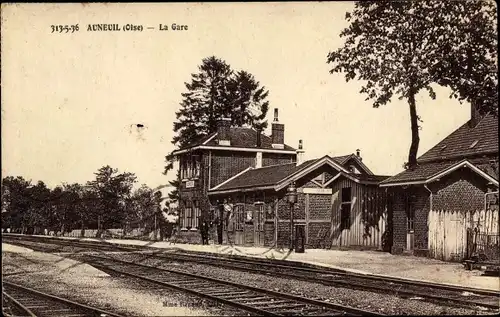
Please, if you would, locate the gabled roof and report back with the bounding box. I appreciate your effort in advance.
[382,113,498,186]
[379,161,458,186]
[418,114,498,163]
[172,127,296,155]
[210,161,315,192]
[380,159,499,187]
[333,153,374,175]
[209,154,388,194]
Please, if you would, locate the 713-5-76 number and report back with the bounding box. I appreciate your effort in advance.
[51,24,79,33]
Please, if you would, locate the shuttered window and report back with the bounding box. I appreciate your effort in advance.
[193,201,200,229]
[340,187,352,230]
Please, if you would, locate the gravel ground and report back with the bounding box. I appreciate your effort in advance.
[104,253,497,316]
[1,245,247,316]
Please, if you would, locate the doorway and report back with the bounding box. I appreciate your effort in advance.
[406,194,415,251]
[253,204,265,246]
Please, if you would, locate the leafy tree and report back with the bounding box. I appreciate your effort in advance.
[87,165,137,235]
[1,176,32,232]
[327,1,497,168]
[432,1,497,116]
[24,181,51,234]
[50,183,87,235]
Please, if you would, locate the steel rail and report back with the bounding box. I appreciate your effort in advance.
[154,251,500,310]
[3,281,125,317]
[83,254,385,316]
[4,234,499,310]
[3,291,37,317]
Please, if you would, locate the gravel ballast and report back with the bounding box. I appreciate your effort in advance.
[2,245,246,316]
[103,252,495,316]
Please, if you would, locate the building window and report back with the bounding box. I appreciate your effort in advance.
[340,187,352,230]
[181,155,201,179]
[234,205,244,231]
[185,201,193,229]
[193,200,200,229]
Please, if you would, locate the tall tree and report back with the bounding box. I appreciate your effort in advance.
[164,56,271,203]
[172,56,234,149]
[228,70,270,131]
[327,1,497,168]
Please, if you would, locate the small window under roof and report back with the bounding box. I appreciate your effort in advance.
[470,140,479,149]
[440,145,447,151]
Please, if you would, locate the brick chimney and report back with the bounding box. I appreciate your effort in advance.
[296,140,305,166]
[256,127,262,148]
[271,108,284,149]
[356,149,362,162]
[469,101,482,128]
[217,118,231,146]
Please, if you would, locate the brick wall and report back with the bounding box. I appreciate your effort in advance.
[431,168,488,212]
[414,189,430,251]
[277,221,291,248]
[308,222,331,248]
[210,150,296,188]
[210,151,256,188]
[309,194,331,220]
[262,153,295,167]
[264,222,275,247]
[390,190,406,254]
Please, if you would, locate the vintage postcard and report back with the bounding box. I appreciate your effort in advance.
[1,2,498,316]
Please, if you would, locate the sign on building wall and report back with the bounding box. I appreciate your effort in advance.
[301,188,333,194]
[186,180,195,188]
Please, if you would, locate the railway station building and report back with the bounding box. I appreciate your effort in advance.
[171,108,391,249]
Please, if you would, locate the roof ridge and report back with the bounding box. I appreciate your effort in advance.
[252,162,297,170]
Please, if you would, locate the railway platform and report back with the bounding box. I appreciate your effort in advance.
[6,234,500,292]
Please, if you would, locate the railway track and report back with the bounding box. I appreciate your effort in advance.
[155,250,500,310]
[2,281,124,317]
[4,234,500,311]
[79,253,383,316]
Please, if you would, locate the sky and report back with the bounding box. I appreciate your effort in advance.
[1,2,471,194]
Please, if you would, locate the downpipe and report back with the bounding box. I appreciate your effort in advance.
[423,184,432,212]
[424,184,432,253]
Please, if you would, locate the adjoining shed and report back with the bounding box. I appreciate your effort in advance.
[381,105,499,262]
[209,154,391,250]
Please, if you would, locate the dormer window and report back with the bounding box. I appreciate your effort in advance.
[469,140,479,149]
[349,165,361,174]
[313,172,325,183]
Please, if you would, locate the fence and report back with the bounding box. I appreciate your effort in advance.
[428,208,499,261]
[467,229,500,263]
[47,228,165,240]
